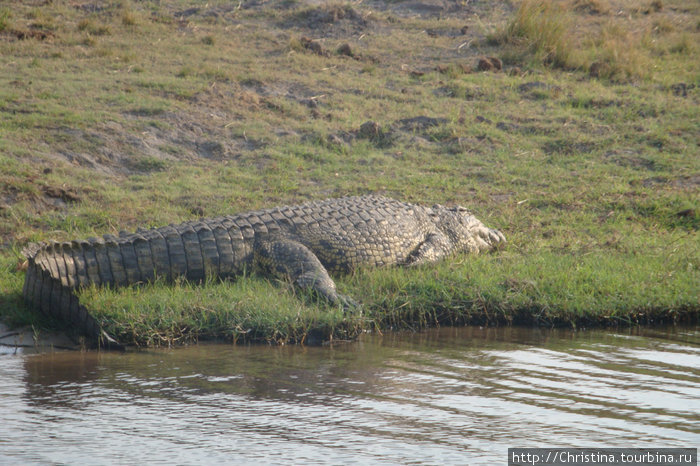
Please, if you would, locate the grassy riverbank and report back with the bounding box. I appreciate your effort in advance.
[1,0,698,345]
[78,249,696,346]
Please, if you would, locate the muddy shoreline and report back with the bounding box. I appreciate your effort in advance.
[0,322,82,353]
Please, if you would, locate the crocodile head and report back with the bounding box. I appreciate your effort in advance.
[431,204,506,254]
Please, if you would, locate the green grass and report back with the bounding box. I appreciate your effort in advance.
[79,276,361,346]
[77,247,696,346]
[0,0,698,346]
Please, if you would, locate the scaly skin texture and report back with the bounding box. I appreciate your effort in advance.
[22,195,505,341]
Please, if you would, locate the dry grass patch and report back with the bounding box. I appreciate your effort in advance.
[490,0,698,82]
[488,0,579,69]
[586,22,653,80]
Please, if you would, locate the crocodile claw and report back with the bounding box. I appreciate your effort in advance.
[472,225,506,252]
[336,293,360,312]
[489,228,506,247]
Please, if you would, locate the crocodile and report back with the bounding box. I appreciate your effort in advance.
[22,195,505,342]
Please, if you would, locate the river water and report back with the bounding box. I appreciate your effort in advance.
[1,326,698,465]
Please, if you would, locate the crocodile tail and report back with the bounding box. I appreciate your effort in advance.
[20,219,239,338]
[21,241,101,339]
[19,233,166,340]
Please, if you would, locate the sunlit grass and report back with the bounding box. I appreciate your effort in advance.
[0,0,697,345]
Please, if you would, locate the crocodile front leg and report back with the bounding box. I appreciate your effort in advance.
[405,231,452,266]
[254,239,357,309]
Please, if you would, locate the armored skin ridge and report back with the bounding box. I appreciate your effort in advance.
[21,195,506,344]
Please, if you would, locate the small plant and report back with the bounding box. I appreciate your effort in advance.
[669,34,692,54]
[77,18,111,35]
[176,66,195,78]
[202,35,215,46]
[652,17,674,35]
[96,46,114,57]
[0,7,11,32]
[83,35,97,47]
[288,36,304,52]
[122,11,138,26]
[361,63,376,74]
[120,1,139,26]
[571,0,610,15]
[129,156,168,172]
[650,0,663,12]
[202,68,229,82]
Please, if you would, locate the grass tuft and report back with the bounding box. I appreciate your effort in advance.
[586,22,652,81]
[489,0,576,69]
[0,7,11,32]
[649,0,664,13]
[77,18,111,36]
[120,1,139,27]
[668,33,692,54]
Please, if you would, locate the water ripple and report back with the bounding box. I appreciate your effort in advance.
[1,326,698,465]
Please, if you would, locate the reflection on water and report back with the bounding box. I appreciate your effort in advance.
[1,326,698,465]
